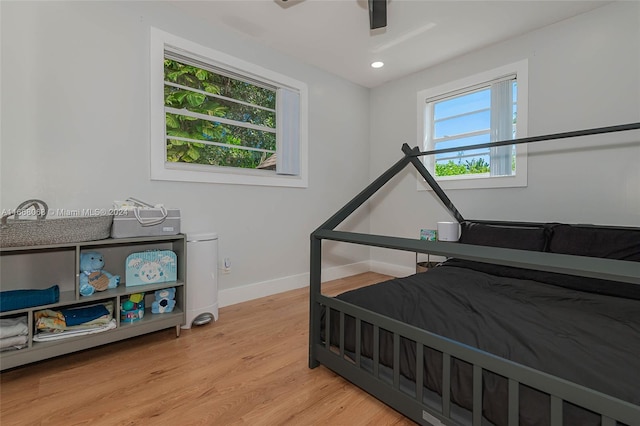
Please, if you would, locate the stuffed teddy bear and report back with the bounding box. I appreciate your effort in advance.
[79,251,120,297]
[151,287,176,314]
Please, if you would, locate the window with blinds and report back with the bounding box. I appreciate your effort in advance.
[428,77,516,177]
[164,53,279,171]
[150,28,308,187]
[418,61,528,189]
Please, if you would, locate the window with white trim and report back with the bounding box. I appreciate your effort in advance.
[150,28,308,187]
[417,61,528,190]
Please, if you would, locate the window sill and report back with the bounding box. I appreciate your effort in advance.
[151,163,308,188]
[417,172,527,191]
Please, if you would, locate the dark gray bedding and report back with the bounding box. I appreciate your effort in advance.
[326,262,640,425]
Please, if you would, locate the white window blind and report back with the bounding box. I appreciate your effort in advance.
[490,78,515,176]
[427,75,517,178]
[416,60,528,190]
[276,88,300,175]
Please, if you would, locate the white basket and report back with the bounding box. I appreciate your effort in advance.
[0,200,112,248]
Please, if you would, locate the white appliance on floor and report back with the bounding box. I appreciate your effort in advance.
[182,232,219,329]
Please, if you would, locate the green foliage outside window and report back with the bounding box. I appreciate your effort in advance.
[435,158,490,176]
[164,59,276,169]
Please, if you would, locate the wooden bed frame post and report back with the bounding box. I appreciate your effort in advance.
[309,234,322,368]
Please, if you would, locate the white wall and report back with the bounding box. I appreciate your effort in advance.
[368,2,640,274]
[3,2,638,300]
[0,1,372,304]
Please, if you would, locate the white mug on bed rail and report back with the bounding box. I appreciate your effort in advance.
[437,222,460,241]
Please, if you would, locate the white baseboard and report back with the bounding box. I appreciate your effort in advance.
[320,261,371,282]
[218,261,371,307]
[369,260,415,278]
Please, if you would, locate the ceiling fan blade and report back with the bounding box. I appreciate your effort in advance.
[368,0,387,30]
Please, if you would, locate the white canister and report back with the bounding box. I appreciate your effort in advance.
[437,222,460,241]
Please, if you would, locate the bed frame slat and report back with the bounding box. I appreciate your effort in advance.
[508,378,519,426]
[416,343,424,403]
[550,395,563,426]
[373,325,380,378]
[339,311,345,358]
[393,333,400,389]
[442,353,451,417]
[324,306,330,350]
[355,318,362,367]
[473,365,483,426]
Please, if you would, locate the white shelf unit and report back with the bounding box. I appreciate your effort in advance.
[0,234,186,371]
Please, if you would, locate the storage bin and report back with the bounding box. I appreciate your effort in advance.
[111,209,180,238]
[120,293,144,323]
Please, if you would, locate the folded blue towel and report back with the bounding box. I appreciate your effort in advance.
[0,285,59,313]
[60,304,109,326]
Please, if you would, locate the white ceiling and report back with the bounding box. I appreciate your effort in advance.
[170,0,611,88]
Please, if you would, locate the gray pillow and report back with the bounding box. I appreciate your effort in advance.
[549,224,640,261]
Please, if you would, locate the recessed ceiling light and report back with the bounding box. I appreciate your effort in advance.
[371,61,384,69]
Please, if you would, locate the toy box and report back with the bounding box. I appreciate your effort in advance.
[125,250,177,287]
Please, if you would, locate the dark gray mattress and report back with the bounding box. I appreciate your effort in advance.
[326,262,640,425]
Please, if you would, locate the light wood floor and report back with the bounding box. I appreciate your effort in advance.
[1,272,416,426]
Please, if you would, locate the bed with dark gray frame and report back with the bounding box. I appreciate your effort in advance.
[308,123,640,426]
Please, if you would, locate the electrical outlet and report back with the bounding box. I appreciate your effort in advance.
[222,257,231,274]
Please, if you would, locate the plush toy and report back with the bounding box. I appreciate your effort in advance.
[79,251,120,297]
[151,287,176,314]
